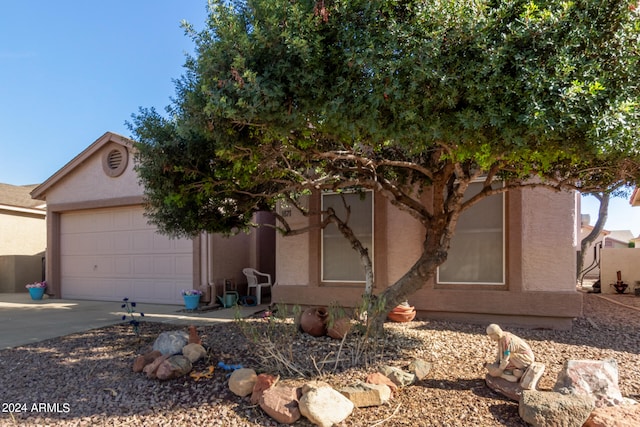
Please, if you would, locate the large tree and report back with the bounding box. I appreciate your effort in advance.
[131,0,640,328]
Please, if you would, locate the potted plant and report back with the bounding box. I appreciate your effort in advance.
[181,289,203,310]
[26,281,47,300]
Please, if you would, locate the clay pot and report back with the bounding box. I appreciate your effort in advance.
[327,317,352,339]
[300,307,329,337]
[387,304,416,322]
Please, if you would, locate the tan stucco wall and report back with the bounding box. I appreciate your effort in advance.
[599,247,640,294]
[43,143,143,204]
[275,197,312,286]
[0,210,46,256]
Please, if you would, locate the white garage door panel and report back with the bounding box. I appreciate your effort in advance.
[60,206,193,304]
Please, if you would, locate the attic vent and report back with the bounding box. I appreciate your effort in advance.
[102,144,128,177]
[107,150,123,170]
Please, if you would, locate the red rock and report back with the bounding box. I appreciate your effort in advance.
[259,385,302,424]
[366,372,398,394]
[133,350,162,373]
[143,354,169,379]
[583,404,640,427]
[251,373,279,404]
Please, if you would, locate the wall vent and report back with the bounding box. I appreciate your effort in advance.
[102,144,128,177]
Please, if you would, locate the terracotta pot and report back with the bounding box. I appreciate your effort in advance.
[327,317,352,339]
[387,305,416,322]
[300,307,329,337]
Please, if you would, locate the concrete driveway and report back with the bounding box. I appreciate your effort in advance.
[0,293,267,349]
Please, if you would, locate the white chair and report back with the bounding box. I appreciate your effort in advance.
[242,268,272,305]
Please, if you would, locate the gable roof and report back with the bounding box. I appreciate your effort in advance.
[30,131,134,201]
[0,183,46,213]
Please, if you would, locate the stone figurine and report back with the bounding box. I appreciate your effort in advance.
[485,324,535,383]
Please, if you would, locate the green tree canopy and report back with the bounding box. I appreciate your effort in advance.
[131,0,640,322]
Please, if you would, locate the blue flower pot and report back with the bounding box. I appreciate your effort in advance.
[183,295,200,310]
[28,287,45,300]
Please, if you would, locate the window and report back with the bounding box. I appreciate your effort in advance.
[437,182,505,285]
[321,191,373,282]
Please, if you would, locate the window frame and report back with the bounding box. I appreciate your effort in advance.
[320,190,374,284]
[436,181,506,287]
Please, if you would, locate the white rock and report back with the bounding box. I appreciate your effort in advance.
[299,385,354,427]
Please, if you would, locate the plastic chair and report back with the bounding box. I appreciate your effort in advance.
[242,268,272,305]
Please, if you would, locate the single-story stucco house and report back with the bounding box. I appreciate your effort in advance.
[32,131,583,328]
[0,183,46,292]
[31,132,274,305]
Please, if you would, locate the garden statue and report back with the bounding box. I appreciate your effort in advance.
[485,324,535,383]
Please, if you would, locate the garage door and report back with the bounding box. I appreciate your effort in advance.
[60,206,193,304]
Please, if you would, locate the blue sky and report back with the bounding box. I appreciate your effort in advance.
[1,1,638,235]
[0,1,208,185]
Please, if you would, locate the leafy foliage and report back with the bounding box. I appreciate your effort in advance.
[130,0,640,320]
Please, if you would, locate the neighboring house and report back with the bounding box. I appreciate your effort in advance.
[579,218,634,281]
[31,132,273,305]
[273,184,583,329]
[0,183,46,292]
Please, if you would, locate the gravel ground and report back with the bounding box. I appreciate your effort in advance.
[0,292,639,427]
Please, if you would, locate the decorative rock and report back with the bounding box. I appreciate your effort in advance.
[485,374,524,402]
[519,390,594,427]
[188,325,202,345]
[340,382,391,407]
[583,403,640,427]
[326,317,352,340]
[299,385,354,427]
[251,373,279,404]
[366,372,398,393]
[152,330,189,356]
[156,355,193,380]
[182,343,207,363]
[520,362,546,390]
[259,385,302,424]
[228,368,258,397]
[554,359,624,407]
[379,365,416,387]
[408,359,432,381]
[133,350,162,373]
[143,354,170,379]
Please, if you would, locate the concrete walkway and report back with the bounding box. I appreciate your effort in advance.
[0,293,268,349]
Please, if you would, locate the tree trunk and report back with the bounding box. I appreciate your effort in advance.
[577,193,609,283]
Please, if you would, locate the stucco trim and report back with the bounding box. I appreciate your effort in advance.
[31,132,135,200]
[46,196,144,213]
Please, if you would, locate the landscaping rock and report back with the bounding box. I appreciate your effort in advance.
[521,362,546,390]
[143,354,170,379]
[133,350,162,373]
[366,372,398,393]
[259,385,302,424]
[485,374,524,402]
[182,343,207,363]
[156,355,192,380]
[340,381,391,407]
[152,330,189,356]
[228,368,258,397]
[583,403,640,427]
[299,385,354,427]
[379,365,416,387]
[519,389,594,427]
[554,359,624,407]
[408,359,432,381]
[251,373,279,404]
